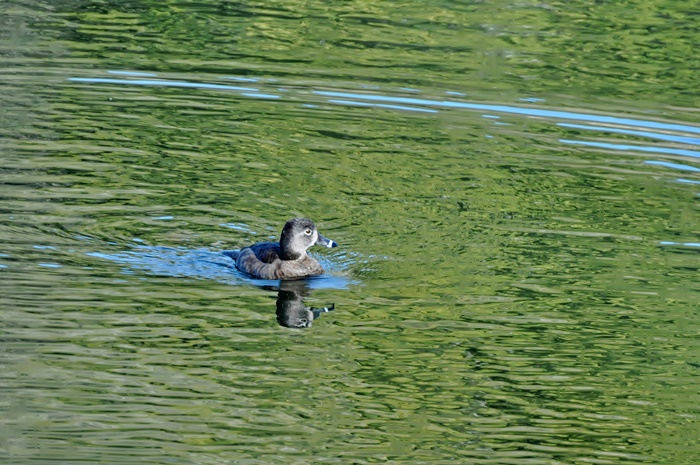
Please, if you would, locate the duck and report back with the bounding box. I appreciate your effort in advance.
[223,218,338,280]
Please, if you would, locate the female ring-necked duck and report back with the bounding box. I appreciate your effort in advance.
[223,218,338,280]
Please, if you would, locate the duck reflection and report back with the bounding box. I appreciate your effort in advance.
[270,280,335,328]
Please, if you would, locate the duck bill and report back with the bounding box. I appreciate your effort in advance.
[316,233,338,248]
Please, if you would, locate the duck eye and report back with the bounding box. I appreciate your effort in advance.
[304,229,313,236]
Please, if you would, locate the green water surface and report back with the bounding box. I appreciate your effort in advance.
[1,1,699,464]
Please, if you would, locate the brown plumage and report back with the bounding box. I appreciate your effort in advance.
[224,218,337,280]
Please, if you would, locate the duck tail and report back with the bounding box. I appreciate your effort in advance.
[222,250,240,261]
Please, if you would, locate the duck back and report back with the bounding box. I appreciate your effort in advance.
[233,242,323,280]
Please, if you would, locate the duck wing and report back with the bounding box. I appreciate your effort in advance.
[247,242,283,264]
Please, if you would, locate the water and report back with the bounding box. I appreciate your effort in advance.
[2,1,700,463]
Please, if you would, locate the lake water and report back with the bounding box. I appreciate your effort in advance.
[2,1,699,463]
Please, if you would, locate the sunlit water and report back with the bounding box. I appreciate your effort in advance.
[2,1,700,464]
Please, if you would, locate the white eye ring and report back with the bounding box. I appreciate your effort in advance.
[304,228,313,236]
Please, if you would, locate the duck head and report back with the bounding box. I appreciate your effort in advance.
[279,218,337,260]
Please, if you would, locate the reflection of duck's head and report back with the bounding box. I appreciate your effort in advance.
[276,289,334,328]
[224,218,338,280]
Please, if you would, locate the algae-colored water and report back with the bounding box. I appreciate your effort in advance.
[2,1,699,463]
